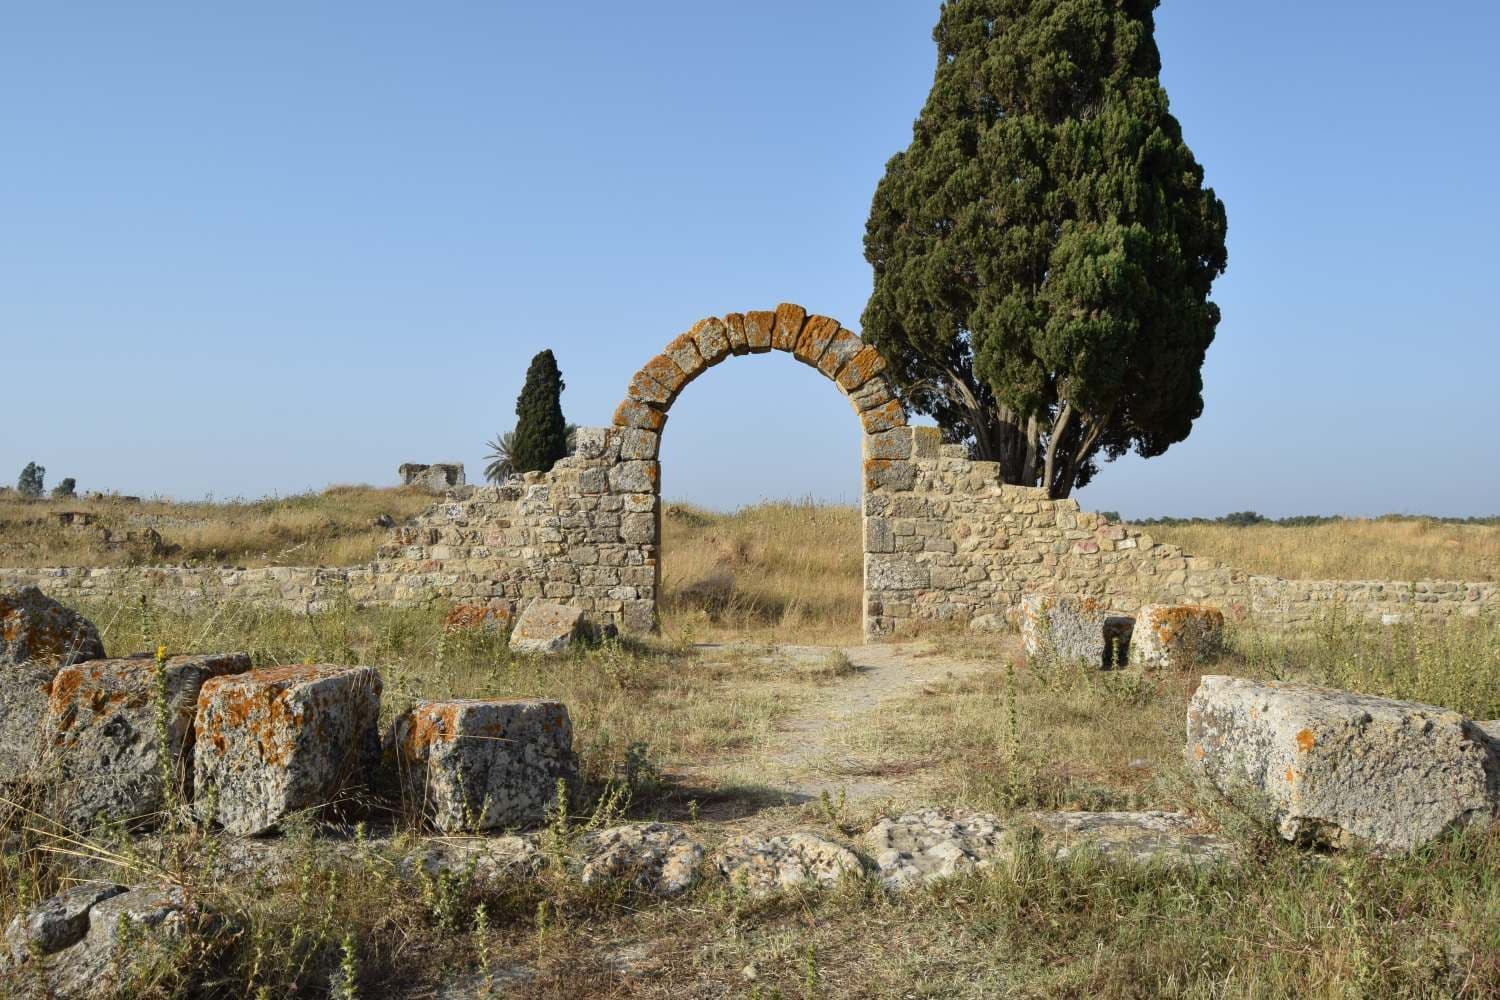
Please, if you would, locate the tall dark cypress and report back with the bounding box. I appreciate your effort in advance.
[863,0,1228,498]
[510,350,569,474]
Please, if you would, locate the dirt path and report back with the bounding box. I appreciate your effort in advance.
[684,640,1009,808]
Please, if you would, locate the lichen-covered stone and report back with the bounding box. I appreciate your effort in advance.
[689,317,731,366]
[398,836,544,890]
[836,345,888,392]
[194,664,382,836]
[817,328,865,379]
[792,314,840,366]
[772,303,807,352]
[509,602,587,654]
[1021,595,1134,668]
[860,398,906,434]
[391,699,574,832]
[743,310,776,352]
[3,884,126,968]
[45,653,251,829]
[1187,675,1498,853]
[0,663,56,785]
[1130,605,1225,670]
[626,370,674,408]
[579,823,704,897]
[1026,811,1235,867]
[608,460,659,495]
[443,605,512,634]
[723,313,750,355]
[0,587,104,668]
[713,832,862,896]
[612,399,667,431]
[864,810,1007,887]
[664,331,705,378]
[35,886,203,999]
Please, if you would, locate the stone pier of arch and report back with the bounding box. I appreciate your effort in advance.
[4,304,1497,637]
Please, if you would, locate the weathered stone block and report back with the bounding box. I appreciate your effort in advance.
[194,664,382,836]
[771,302,807,352]
[864,459,917,493]
[743,310,776,352]
[626,370,674,407]
[1187,676,1498,853]
[620,512,655,544]
[860,398,906,434]
[792,314,840,366]
[0,587,104,668]
[817,328,865,379]
[443,605,513,634]
[45,652,251,828]
[864,810,1006,888]
[867,555,929,591]
[689,317,731,366]
[579,823,704,897]
[1020,595,1134,668]
[617,428,660,461]
[846,375,893,413]
[664,331,705,378]
[390,698,574,832]
[570,426,612,460]
[836,346,888,391]
[612,399,666,431]
[641,353,690,396]
[714,832,862,896]
[509,601,588,654]
[1130,605,1225,670]
[863,428,912,461]
[3,884,126,967]
[1,662,56,785]
[723,313,750,354]
[608,460,660,495]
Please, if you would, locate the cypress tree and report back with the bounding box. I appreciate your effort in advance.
[863,0,1228,498]
[510,350,569,474]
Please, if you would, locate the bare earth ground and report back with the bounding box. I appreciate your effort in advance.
[679,641,1009,808]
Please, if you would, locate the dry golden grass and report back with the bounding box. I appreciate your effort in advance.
[658,500,863,644]
[1144,517,1500,581]
[0,486,432,569]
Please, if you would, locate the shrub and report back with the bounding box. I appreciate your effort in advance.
[17,461,44,499]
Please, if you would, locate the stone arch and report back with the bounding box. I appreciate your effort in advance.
[610,304,907,637]
[611,303,906,437]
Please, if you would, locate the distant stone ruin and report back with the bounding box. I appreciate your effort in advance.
[399,462,466,493]
[0,304,1495,637]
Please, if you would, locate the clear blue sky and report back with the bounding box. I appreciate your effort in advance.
[4,2,1497,518]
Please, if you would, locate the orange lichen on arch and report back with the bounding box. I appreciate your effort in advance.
[1295,729,1317,752]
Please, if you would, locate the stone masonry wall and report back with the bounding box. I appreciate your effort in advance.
[2,304,1496,637]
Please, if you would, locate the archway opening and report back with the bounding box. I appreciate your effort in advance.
[610,306,906,643]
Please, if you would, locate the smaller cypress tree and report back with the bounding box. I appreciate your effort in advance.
[17,462,45,499]
[510,350,568,474]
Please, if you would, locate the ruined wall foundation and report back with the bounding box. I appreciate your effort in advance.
[3,305,1495,636]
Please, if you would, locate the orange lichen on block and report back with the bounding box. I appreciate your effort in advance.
[772,303,807,352]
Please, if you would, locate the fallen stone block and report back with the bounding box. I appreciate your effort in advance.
[443,605,514,634]
[390,698,575,832]
[36,886,207,999]
[1130,605,1226,670]
[3,883,127,968]
[864,809,1007,887]
[194,664,382,835]
[713,832,863,896]
[44,653,251,829]
[1187,675,1497,853]
[0,587,104,668]
[578,823,705,897]
[1020,594,1134,667]
[509,602,589,654]
[399,836,544,890]
[1025,810,1236,868]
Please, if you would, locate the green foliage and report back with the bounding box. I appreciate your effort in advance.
[863,0,1228,498]
[17,461,44,499]
[509,351,569,475]
[50,477,76,499]
[485,423,577,484]
[482,430,516,483]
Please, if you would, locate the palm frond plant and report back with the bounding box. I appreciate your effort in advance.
[483,431,516,484]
